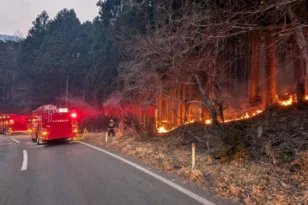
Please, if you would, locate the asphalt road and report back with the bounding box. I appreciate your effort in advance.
[0,134,241,205]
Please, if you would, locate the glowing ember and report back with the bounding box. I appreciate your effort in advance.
[205,119,212,125]
[224,109,263,123]
[157,127,168,133]
[244,113,249,118]
[280,97,293,106]
[252,109,263,116]
[184,119,196,124]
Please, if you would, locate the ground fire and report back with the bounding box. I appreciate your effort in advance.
[156,93,308,133]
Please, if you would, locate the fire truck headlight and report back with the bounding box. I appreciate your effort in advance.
[71,113,77,118]
[42,131,48,136]
[73,129,78,133]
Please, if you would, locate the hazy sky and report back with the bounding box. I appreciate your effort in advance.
[0,0,99,36]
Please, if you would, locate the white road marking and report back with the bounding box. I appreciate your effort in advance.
[30,145,44,149]
[78,141,215,205]
[21,150,28,171]
[0,143,14,146]
[10,138,20,143]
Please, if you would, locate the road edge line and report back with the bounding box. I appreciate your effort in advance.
[11,138,20,143]
[21,150,28,171]
[78,141,215,205]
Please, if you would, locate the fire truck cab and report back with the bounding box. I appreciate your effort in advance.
[31,105,78,145]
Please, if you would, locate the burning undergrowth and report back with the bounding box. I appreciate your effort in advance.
[163,103,308,164]
[85,103,308,204]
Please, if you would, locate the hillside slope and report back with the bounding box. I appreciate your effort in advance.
[86,104,308,204]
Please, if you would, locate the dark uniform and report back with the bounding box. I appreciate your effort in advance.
[107,120,116,137]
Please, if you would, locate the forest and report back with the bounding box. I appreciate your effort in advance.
[0,0,308,133]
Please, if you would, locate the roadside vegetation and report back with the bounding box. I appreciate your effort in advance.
[86,104,308,205]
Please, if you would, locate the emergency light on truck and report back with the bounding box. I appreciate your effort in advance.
[58,108,68,113]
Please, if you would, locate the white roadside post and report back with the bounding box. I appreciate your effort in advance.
[192,143,196,170]
[105,132,108,143]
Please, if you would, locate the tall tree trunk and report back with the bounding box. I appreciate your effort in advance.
[5,86,9,101]
[249,32,261,105]
[288,9,308,75]
[142,108,146,130]
[234,41,238,82]
[202,106,206,122]
[294,58,306,103]
[170,89,174,125]
[177,83,183,125]
[186,80,192,121]
[165,90,169,122]
[194,74,218,126]
[173,83,178,127]
[227,44,233,93]
[183,83,188,122]
[82,78,86,101]
[264,32,278,107]
[8,83,12,101]
[157,90,162,127]
[147,108,155,135]
[244,33,250,94]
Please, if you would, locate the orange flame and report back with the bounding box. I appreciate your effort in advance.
[223,109,263,123]
[157,92,308,134]
[280,97,293,106]
[184,119,196,125]
[245,113,249,118]
[157,127,169,133]
[252,109,263,116]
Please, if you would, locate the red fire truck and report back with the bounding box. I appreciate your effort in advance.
[0,114,29,134]
[31,105,78,145]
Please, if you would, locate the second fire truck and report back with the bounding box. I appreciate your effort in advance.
[31,105,78,145]
[0,114,29,134]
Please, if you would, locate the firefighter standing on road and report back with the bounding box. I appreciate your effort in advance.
[107,119,116,137]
